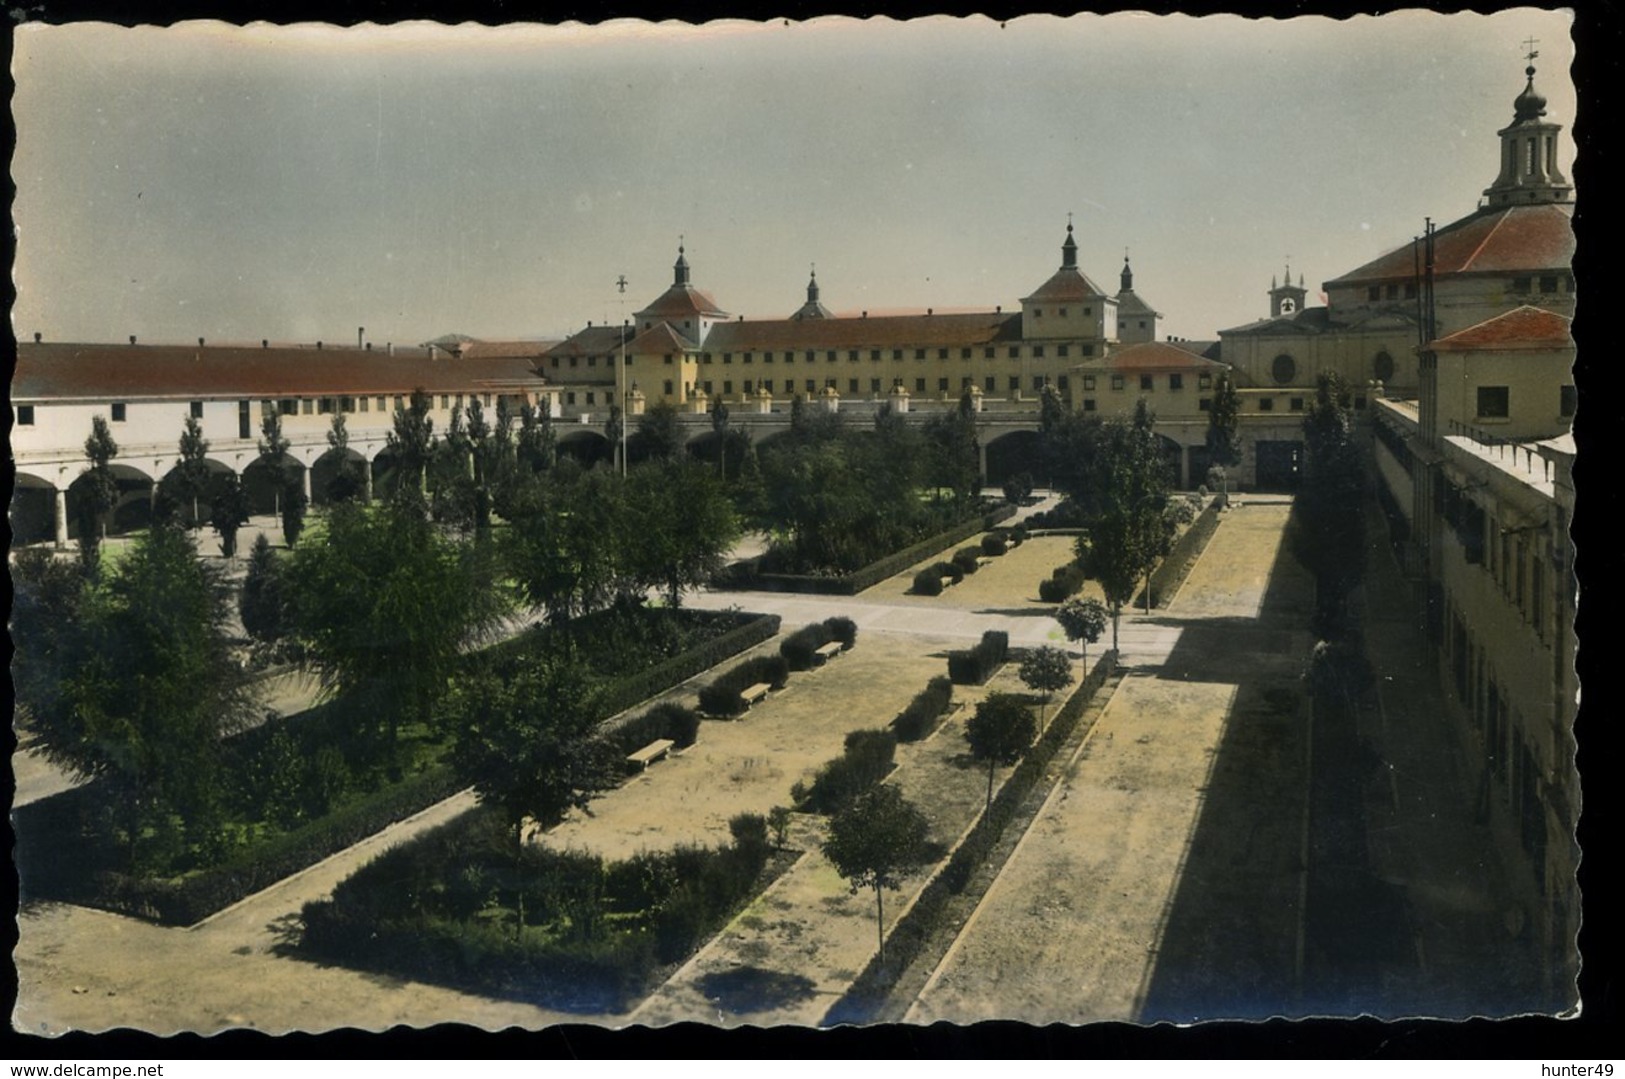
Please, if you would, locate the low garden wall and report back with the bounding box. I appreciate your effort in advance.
[1136,500,1222,609]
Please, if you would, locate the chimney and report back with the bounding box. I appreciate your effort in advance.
[34,332,42,344]
[927,308,933,316]
[199,337,206,347]
[358,326,365,350]
[996,305,1002,314]
[387,342,394,356]
[317,340,323,350]
[862,311,868,319]
[262,339,268,349]
[130,335,137,346]
[365,342,372,351]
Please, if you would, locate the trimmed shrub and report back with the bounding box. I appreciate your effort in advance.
[607,702,702,759]
[1038,563,1088,603]
[892,676,955,742]
[912,568,944,596]
[938,560,965,584]
[698,653,792,717]
[947,629,1009,686]
[796,728,898,815]
[1010,524,1028,546]
[824,616,858,650]
[780,621,835,671]
[952,547,982,575]
[981,533,1009,557]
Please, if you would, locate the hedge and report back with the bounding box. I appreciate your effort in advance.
[719,505,1017,596]
[951,548,982,575]
[593,612,782,719]
[825,649,1121,1025]
[892,676,956,742]
[1134,500,1222,610]
[947,629,1009,685]
[605,702,703,762]
[698,653,793,717]
[980,534,1009,557]
[1038,563,1088,603]
[780,617,859,671]
[912,568,944,596]
[793,728,898,815]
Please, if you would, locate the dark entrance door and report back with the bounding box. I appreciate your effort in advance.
[1255,440,1304,490]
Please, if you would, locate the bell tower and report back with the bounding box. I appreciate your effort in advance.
[1483,44,1572,208]
[1269,264,1308,318]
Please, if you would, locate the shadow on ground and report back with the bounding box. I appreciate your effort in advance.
[696,966,819,1014]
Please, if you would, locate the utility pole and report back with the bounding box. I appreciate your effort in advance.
[617,274,629,477]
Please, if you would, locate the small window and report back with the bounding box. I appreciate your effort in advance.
[1385,284,1398,300]
[1033,376,1046,391]
[703,381,714,395]
[1084,376,1096,391]
[723,353,733,364]
[938,377,949,391]
[663,380,674,395]
[1059,308,1068,318]
[763,352,773,363]
[1083,399,1097,412]
[17,405,36,426]
[1169,374,1183,391]
[961,348,972,359]
[111,402,127,422]
[1057,375,1070,391]
[805,379,816,393]
[1008,376,1020,391]
[665,354,674,365]
[805,351,815,363]
[570,357,579,368]
[1259,398,1274,411]
[1082,345,1094,357]
[1199,398,1212,412]
[586,391,596,405]
[1477,386,1510,419]
[1367,285,1381,302]
[588,357,597,368]
[961,376,974,390]
[1512,276,1532,293]
[1111,375,1125,391]
[849,378,860,393]
[984,347,996,359]
[871,378,882,393]
[1084,307,1092,316]
[870,350,881,361]
[1199,373,1213,390]
[566,391,577,405]
[1404,283,1418,300]
[1560,384,1577,417]
[915,349,926,360]
[1008,347,1021,359]
[827,351,838,363]
[550,357,560,368]
[341,396,356,413]
[376,397,387,412]
[1540,275,1559,294]
[985,376,996,392]
[849,351,859,362]
[916,378,927,392]
[1058,345,1070,358]
[394,396,404,410]
[892,349,903,361]
[742,380,753,395]
[1034,308,1043,318]
[360,397,370,413]
[1140,374,1154,391]
[723,381,734,394]
[1289,397,1305,411]
[189,400,204,419]
[763,380,774,394]
[1033,346,1045,359]
[302,399,315,415]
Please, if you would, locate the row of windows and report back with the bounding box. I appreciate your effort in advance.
[1366,282,1421,302]
[1080,372,1212,393]
[550,344,1100,368]
[692,374,1071,398]
[1509,273,1574,295]
[1030,306,1091,318]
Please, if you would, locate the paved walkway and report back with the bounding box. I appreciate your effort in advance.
[907,502,1314,1024]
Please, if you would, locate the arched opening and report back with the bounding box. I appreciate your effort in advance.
[242,454,305,517]
[1154,434,1184,489]
[311,447,369,506]
[686,428,753,481]
[157,458,238,529]
[557,430,612,468]
[984,430,1044,488]
[66,464,156,540]
[10,473,57,547]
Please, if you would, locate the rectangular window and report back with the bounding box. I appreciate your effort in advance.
[849,351,859,362]
[1404,283,1418,299]
[806,351,816,363]
[872,378,882,393]
[566,391,576,405]
[985,376,996,392]
[763,352,773,363]
[455,394,464,408]
[827,351,838,363]
[723,353,733,364]
[1259,397,1274,411]
[394,395,404,410]
[1033,376,1045,391]
[302,399,315,415]
[111,402,127,422]
[1560,384,1577,417]
[703,381,713,395]
[1367,285,1381,301]
[1082,345,1094,357]
[550,357,560,368]
[1199,398,1212,411]
[916,378,927,392]
[1199,373,1213,390]
[376,396,387,412]
[1033,345,1046,359]
[1539,275,1559,294]
[723,381,734,394]
[937,377,949,391]
[570,357,579,368]
[1083,399,1097,412]
[849,378,859,393]
[763,380,774,394]
[238,400,251,439]
[663,380,674,396]
[1057,375,1070,391]
[189,400,204,419]
[1083,376,1096,391]
[961,376,973,390]
[586,391,596,405]
[1477,386,1511,419]
[742,380,753,395]
[588,357,597,368]
[1140,374,1154,391]
[1512,276,1532,293]
[1169,374,1183,391]
[341,396,355,413]
[984,347,996,359]
[1385,284,1398,300]
[1034,308,1043,318]
[1008,376,1020,391]
[665,354,675,365]
[360,397,370,413]
[961,348,972,359]
[1289,397,1305,411]
[937,348,949,360]
[1009,347,1021,359]
[915,348,926,360]
[1057,345,1070,358]
[871,350,882,361]
[1111,375,1124,391]
[805,379,816,393]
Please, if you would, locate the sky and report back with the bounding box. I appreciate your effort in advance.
[12,10,1579,348]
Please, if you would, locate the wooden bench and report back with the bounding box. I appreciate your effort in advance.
[814,641,844,664]
[740,682,772,708]
[626,738,676,771]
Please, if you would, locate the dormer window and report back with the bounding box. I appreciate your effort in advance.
[1059,309,1067,317]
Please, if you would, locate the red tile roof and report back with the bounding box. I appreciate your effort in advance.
[546,325,635,357]
[455,339,560,360]
[627,322,696,354]
[1429,305,1572,352]
[1076,341,1229,373]
[1327,203,1574,287]
[13,343,544,401]
[700,312,1022,351]
[636,283,729,320]
[1021,267,1108,304]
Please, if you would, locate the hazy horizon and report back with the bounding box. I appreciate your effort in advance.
[13,10,1578,349]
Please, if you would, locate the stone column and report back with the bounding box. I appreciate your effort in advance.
[302,463,313,502]
[364,458,374,503]
[979,441,989,484]
[53,486,68,549]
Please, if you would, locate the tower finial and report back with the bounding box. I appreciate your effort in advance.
[1060,216,1078,269]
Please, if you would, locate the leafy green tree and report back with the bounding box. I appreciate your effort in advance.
[281,481,308,547]
[77,415,121,577]
[324,414,367,505]
[1074,401,1172,648]
[444,658,619,857]
[256,409,293,516]
[1295,373,1368,636]
[174,413,213,528]
[626,459,741,606]
[240,532,289,645]
[1055,596,1109,673]
[386,388,437,503]
[965,692,1037,809]
[1003,471,1035,506]
[284,500,504,758]
[1204,370,1241,498]
[710,397,732,479]
[635,399,685,463]
[922,404,981,507]
[209,474,252,557]
[19,523,257,869]
[517,401,558,475]
[1018,645,1074,731]
[822,785,931,965]
[11,549,90,735]
[503,468,635,622]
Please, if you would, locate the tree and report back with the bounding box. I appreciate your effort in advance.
[605,402,624,472]
[18,522,257,869]
[517,401,557,475]
[625,459,741,606]
[386,388,437,503]
[209,474,252,557]
[174,413,213,528]
[1205,370,1241,499]
[710,396,731,479]
[966,692,1037,808]
[324,413,367,505]
[77,416,121,577]
[922,405,981,507]
[1074,401,1172,648]
[256,409,293,516]
[283,500,505,759]
[1018,645,1074,731]
[1296,373,1368,636]
[1055,596,1108,674]
[281,481,308,547]
[1003,472,1034,506]
[240,532,289,645]
[635,399,685,463]
[11,548,90,735]
[444,658,619,858]
[822,785,931,966]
